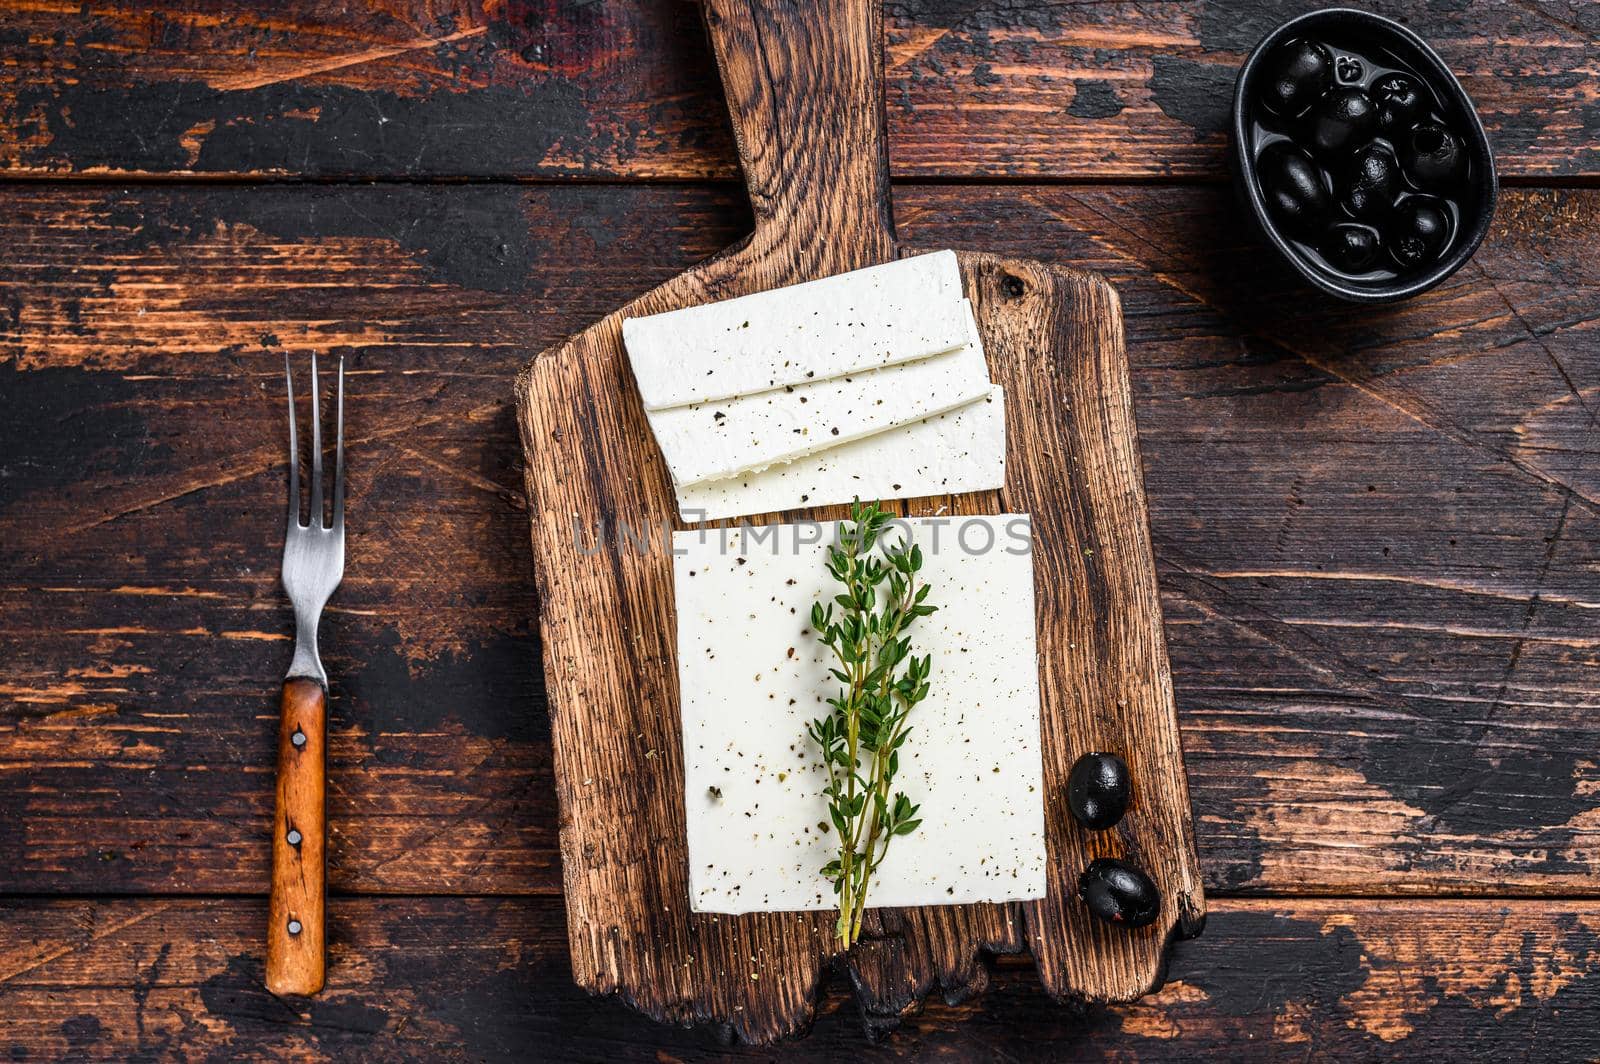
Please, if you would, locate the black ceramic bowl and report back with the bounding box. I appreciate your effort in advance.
[1233,8,1496,303]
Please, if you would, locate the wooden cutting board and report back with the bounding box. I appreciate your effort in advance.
[513,0,1203,1043]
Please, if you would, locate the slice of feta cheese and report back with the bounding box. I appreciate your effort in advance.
[647,331,990,487]
[673,515,1045,915]
[676,387,1006,521]
[624,250,969,410]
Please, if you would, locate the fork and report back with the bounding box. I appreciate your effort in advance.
[267,352,345,996]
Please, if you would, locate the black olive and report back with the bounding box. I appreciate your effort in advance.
[1372,73,1427,134]
[1067,752,1131,830]
[1078,858,1161,928]
[1258,39,1333,119]
[1403,122,1465,188]
[1310,88,1377,157]
[1257,143,1330,235]
[1341,142,1400,221]
[1322,223,1382,272]
[1388,197,1452,269]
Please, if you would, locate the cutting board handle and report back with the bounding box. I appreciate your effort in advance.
[703,0,895,274]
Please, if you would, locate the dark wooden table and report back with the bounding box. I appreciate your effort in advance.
[2,2,1597,1059]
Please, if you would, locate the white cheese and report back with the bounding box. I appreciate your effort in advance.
[676,387,1006,521]
[646,332,990,487]
[624,250,969,410]
[673,516,1045,914]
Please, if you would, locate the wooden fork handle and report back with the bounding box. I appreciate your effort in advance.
[266,676,326,995]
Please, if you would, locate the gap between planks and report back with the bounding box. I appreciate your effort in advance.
[0,172,1597,189]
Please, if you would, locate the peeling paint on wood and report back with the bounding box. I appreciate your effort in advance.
[1,183,1597,901]
[1,145,1598,1051]
[1,897,1598,1058]
[0,1,1597,178]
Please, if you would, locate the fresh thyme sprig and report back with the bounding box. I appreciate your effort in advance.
[807,500,935,949]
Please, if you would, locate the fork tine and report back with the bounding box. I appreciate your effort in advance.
[333,355,345,530]
[285,354,301,528]
[309,351,323,528]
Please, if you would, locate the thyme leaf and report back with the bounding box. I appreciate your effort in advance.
[807,500,934,949]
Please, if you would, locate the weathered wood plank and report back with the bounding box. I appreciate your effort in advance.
[0,1,1596,179]
[2,895,1598,1058]
[1,183,1596,897]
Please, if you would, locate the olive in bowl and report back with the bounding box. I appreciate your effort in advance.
[1309,86,1377,158]
[1256,144,1331,234]
[1342,142,1400,221]
[1403,121,1466,188]
[1258,38,1332,119]
[1323,223,1382,272]
[1372,73,1427,133]
[1232,8,1496,303]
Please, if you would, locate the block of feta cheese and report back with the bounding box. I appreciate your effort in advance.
[672,515,1046,914]
[675,387,1006,522]
[646,332,990,487]
[624,250,970,410]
